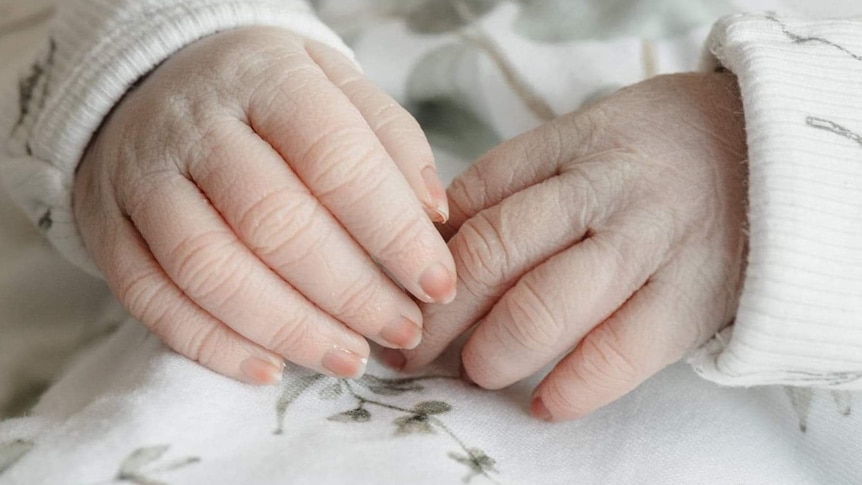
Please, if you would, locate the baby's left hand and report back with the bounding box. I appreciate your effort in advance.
[392,72,748,421]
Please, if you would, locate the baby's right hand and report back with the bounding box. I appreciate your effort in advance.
[73,27,455,385]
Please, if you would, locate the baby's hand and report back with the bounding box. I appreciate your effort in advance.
[74,28,456,384]
[396,72,747,420]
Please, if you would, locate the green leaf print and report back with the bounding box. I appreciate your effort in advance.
[275,374,325,434]
[413,401,452,415]
[319,382,344,400]
[328,408,373,423]
[0,439,33,475]
[403,0,501,34]
[393,414,435,435]
[114,445,200,485]
[449,448,499,483]
[513,0,734,42]
[119,446,170,477]
[357,374,426,396]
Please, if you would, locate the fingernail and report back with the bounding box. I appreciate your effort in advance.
[422,166,449,223]
[379,348,406,371]
[419,262,456,303]
[459,362,476,386]
[240,356,284,385]
[322,346,368,378]
[530,397,553,422]
[379,317,422,349]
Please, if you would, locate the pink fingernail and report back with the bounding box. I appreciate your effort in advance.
[240,357,284,385]
[530,397,553,422]
[322,346,368,378]
[421,166,449,223]
[379,317,422,349]
[419,262,456,303]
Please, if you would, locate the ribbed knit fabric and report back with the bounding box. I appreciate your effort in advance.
[0,0,350,275]
[689,14,862,388]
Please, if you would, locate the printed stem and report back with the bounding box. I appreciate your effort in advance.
[344,381,413,413]
[432,418,500,484]
[451,0,555,121]
[344,380,498,483]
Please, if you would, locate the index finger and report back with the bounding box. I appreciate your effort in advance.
[248,33,455,304]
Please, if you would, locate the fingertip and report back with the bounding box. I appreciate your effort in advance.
[379,316,423,350]
[239,356,285,386]
[421,166,449,224]
[321,346,369,379]
[531,381,587,422]
[529,396,553,422]
[418,262,457,304]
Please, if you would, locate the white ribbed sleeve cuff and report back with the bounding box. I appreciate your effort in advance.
[689,14,862,388]
[1,0,351,275]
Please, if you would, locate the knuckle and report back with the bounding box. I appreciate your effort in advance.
[119,270,170,324]
[239,189,325,268]
[452,212,510,295]
[372,103,423,142]
[447,170,490,220]
[541,378,587,418]
[169,231,246,303]
[266,315,312,357]
[299,126,376,184]
[575,325,639,387]
[330,275,380,322]
[375,213,426,263]
[497,280,561,352]
[183,324,225,367]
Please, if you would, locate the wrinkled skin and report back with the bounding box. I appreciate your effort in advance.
[394,72,749,421]
[74,27,457,385]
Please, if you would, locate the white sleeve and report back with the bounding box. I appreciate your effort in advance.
[0,0,352,275]
[688,14,862,389]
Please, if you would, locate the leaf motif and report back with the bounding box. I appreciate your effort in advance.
[832,390,852,416]
[275,374,326,434]
[328,408,372,423]
[448,448,498,477]
[119,445,170,477]
[394,414,435,435]
[358,375,425,396]
[147,456,201,474]
[414,401,452,415]
[404,0,500,34]
[318,382,344,400]
[0,440,33,475]
[785,387,814,432]
[514,0,734,42]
